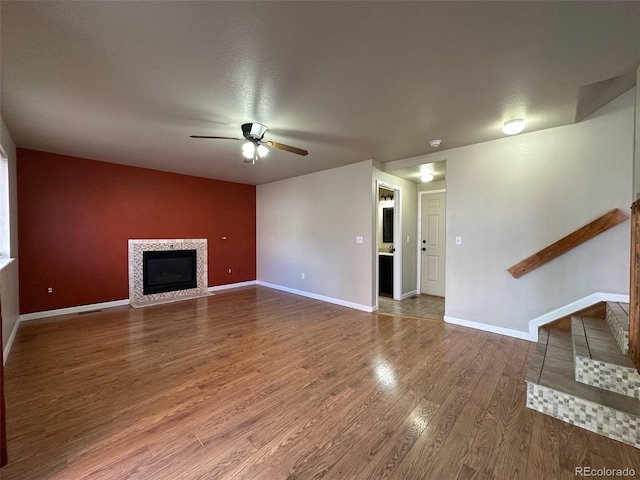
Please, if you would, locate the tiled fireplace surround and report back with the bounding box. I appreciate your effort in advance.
[128,239,209,308]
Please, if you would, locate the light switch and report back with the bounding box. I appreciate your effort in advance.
[455,236,462,245]
[356,236,363,244]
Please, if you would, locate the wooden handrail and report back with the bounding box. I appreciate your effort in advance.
[507,208,628,279]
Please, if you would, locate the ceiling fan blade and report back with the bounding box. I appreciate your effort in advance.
[189,135,242,140]
[266,141,308,156]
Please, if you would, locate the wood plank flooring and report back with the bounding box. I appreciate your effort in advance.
[2,286,639,479]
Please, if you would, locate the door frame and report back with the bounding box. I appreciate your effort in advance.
[417,189,446,295]
[375,180,402,304]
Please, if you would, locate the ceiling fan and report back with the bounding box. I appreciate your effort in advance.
[190,123,308,164]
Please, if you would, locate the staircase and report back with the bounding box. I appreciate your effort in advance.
[526,302,640,448]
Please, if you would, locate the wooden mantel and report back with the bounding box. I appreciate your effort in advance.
[507,208,628,279]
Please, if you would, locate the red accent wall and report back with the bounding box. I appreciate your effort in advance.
[17,149,256,314]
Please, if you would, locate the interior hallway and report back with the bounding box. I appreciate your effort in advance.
[378,294,445,320]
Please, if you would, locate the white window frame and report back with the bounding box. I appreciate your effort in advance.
[0,144,10,259]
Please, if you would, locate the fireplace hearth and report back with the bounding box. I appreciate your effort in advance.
[128,239,208,308]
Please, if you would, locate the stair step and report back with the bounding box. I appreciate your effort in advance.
[526,326,640,448]
[572,316,640,399]
[606,301,630,355]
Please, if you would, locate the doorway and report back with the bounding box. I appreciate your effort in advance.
[376,182,401,303]
[376,163,446,320]
[378,188,445,320]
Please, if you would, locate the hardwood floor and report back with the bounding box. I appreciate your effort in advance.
[2,286,639,479]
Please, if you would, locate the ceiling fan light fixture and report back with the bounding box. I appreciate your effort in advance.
[257,144,269,158]
[242,141,255,159]
[191,123,308,162]
[502,118,526,135]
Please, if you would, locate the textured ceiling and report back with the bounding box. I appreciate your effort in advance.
[2,1,639,185]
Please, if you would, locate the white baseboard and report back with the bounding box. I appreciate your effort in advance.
[401,290,418,300]
[17,281,263,322]
[3,316,20,366]
[12,286,623,362]
[18,299,131,322]
[444,315,535,341]
[256,281,375,313]
[527,291,630,340]
[7,282,258,363]
[444,292,631,343]
[8,299,130,365]
[208,280,257,292]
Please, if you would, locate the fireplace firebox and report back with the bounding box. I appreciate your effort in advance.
[143,249,197,295]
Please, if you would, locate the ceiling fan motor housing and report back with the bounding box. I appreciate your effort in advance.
[242,123,268,140]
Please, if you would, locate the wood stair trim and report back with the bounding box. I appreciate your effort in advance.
[629,199,640,373]
[507,208,628,279]
[544,302,606,331]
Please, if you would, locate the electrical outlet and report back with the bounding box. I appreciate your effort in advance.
[228,268,232,274]
[301,273,305,279]
[47,287,53,294]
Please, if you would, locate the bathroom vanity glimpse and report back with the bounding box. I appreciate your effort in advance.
[379,253,393,297]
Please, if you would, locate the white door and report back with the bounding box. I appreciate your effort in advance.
[420,192,446,296]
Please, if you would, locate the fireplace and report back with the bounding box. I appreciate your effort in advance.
[143,249,197,295]
[128,239,208,308]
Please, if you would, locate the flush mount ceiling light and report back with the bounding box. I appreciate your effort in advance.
[421,174,434,183]
[502,118,526,135]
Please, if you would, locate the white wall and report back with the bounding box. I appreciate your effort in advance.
[257,160,374,309]
[418,180,445,192]
[1,115,20,362]
[447,90,634,334]
[386,89,635,336]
